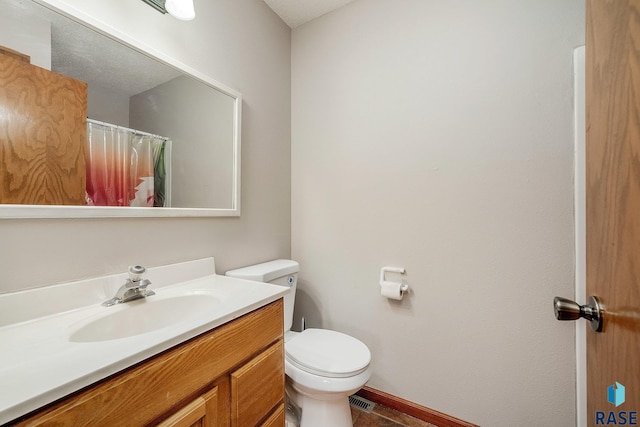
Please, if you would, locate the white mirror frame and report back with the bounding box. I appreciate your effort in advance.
[0,0,241,219]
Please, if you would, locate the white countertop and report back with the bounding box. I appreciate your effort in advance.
[0,259,288,425]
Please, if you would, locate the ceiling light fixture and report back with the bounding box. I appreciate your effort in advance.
[165,0,195,21]
[141,0,195,21]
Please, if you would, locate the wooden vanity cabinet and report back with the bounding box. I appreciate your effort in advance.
[14,299,285,427]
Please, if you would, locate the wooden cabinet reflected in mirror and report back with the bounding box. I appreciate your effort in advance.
[0,49,87,205]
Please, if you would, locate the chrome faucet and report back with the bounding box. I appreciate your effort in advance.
[102,265,155,307]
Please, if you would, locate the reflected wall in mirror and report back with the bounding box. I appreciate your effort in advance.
[0,0,241,217]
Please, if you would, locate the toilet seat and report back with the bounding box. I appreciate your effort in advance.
[285,329,371,378]
[285,359,372,396]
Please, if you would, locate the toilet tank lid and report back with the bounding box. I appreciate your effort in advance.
[225,259,299,282]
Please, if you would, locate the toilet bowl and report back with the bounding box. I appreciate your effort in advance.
[226,260,371,427]
[285,329,372,426]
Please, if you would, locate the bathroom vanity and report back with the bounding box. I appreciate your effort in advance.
[14,301,284,426]
[0,259,288,426]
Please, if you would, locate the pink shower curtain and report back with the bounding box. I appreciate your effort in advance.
[86,121,162,207]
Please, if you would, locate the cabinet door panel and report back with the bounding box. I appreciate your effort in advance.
[0,51,87,204]
[231,341,284,427]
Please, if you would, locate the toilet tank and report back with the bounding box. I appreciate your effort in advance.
[225,259,299,332]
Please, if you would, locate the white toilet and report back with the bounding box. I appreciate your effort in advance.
[226,260,372,427]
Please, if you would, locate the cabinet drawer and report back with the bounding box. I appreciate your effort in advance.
[231,341,284,427]
[158,386,218,427]
[261,403,285,427]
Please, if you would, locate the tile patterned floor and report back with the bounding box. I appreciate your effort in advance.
[351,403,438,427]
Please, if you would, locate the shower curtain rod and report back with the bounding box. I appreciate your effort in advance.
[87,118,170,142]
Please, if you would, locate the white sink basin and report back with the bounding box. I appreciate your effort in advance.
[69,294,219,342]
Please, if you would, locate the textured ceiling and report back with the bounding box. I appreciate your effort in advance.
[8,0,180,97]
[6,0,355,97]
[51,14,180,97]
[263,0,356,28]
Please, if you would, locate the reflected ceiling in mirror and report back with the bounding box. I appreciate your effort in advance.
[0,0,241,218]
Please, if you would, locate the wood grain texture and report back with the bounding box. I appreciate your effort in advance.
[0,52,87,205]
[356,386,479,427]
[157,386,217,427]
[586,0,640,423]
[231,341,284,427]
[14,300,283,427]
[0,46,30,63]
[260,404,285,427]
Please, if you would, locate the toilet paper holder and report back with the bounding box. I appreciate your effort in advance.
[380,267,409,293]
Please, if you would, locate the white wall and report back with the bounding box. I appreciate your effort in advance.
[0,5,51,69]
[291,0,583,425]
[88,82,130,127]
[0,0,291,292]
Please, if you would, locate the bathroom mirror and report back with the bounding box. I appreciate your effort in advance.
[0,0,241,218]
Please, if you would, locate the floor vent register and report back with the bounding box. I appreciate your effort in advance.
[349,394,376,413]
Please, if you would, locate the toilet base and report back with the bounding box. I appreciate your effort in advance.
[287,383,354,427]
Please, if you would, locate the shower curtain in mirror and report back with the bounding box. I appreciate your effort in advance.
[86,120,169,207]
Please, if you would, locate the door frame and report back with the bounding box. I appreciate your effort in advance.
[574,45,587,427]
